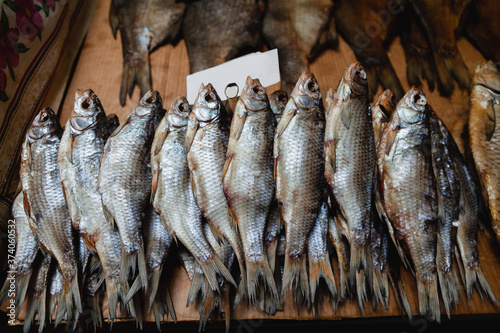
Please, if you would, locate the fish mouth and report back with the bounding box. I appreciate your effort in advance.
[398,87,427,124]
[28,108,57,140]
[243,77,268,111]
[347,62,368,95]
[71,90,103,131]
[168,98,190,127]
[140,90,162,107]
[294,72,321,110]
[194,84,221,122]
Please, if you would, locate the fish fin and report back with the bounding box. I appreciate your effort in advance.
[109,1,119,38]
[102,202,115,227]
[246,258,279,305]
[23,288,47,333]
[437,265,462,318]
[197,285,219,332]
[434,52,471,97]
[485,101,496,141]
[151,117,170,157]
[108,114,132,139]
[416,277,440,322]
[281,254,310,311]
[198,253,236,292]
[388,266,413,319]
[64,276,83,330]
[228,106,247,143]
[374,62,405,101]
[120,248,147,290]
[119,52,152,106]
[273,103,297,157]
[340,103,352,130]
[15,272,33,313]
[222,153,234,184]
[148,268,162,311]
[308,255,337,308]
[151,167,161,204]
[186,270,205,307]
[372,263,389,311]
[349,244,371,315]
[311,17,338,59]
[124,275,141,305]
[184,112,199,153]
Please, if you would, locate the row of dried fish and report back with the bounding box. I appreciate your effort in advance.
[110,0,499,106]
[2,61,500,332]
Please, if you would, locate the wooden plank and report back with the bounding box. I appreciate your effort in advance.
[53,0,500,324]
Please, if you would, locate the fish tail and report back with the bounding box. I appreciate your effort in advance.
[221,284,231,333]
[198,254,236,292]
[105,279,123,322]
[15,273,32,314]
[246,258,279,305]
[463,264,500,307]
[282,254,310,310]
[416,277,440,322]
[124,275,141,305]
[197,285,220,333]
[119,53,151,106]
[23,289,47,333]
[437,266,461,317]
[187,270,206,307]
[349,244,371,314]
[120,247,148,291]
[308,256,337,307]
[388,269,413,319]
[150,278,176,330]
[433,53,470,97]
[372,265,389,311]
[373,61,405,101]
[132,292,144,330]
[148,268,162,311]
[266,241,278,274]
[65,276,83,330]
[50,291,66,327]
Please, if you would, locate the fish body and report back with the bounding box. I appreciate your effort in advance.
[223,77,278,305]
[377,87,440,321]
[324,62,376,312]
[185,83,247,303]
[99,90,165,290]
[274,72,325,309]
[263,0,336,93]
[152,96,235,293]
[183,0,263,73]
[109,0,186,105]
[334,0,404,100]
[429,110,461,315]
[57,89,127,322]
[409,0,471,96]
[20,108,82,327]
[469,61,500,242]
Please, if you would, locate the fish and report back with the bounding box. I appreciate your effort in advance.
[463,0,500,62]
[185,83,247,304]
[0,192,39,313]
[307,199,337,315]
[99,90,165,291]
[429,109,461,316]
[151,96,235,295]
[222,77,278,305]
[324,61,376,313]
[371,89,397,145]
[57,89,129,323]
[399,7,437,92]
[445,110,500,307]
[109,0,186,106]
[273,72,325,310]
[262,0,336,93]
[334,0,404,100]
[23,254,52,333]
[20,108,82,327]
[409,0,471,97]
[131,205,176,330]
[47,264,66,327]
[468,61,500,243]
[269,90,288,124]
[377,87,440,321]
[183,0,263,73]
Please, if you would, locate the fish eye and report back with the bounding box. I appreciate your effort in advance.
[205,92,216,103]
[253,85,265,95]
[145,95,156,104]
[81,99,91,109]
[307,80,318,93]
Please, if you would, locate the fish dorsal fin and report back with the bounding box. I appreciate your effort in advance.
[485,101,496,141]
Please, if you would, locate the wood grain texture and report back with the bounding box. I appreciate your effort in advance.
[54,0,500,323]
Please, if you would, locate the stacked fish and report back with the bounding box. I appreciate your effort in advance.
[2,61,500,332]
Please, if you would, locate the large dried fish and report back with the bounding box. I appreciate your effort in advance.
[463,0,500,62]
[99,90,165,290]
[109,0,186,105]
[185,83,247,303]
[263,0,336,93]
[274,72,325,309]
[324,62,376,312]
[469,61,500,242]
[377,87,440,321]
[58,89,128,323]
[409,0,471,96]
[20,108,81,327]
[334,0,404,100]
[223,77,278,305]
[151,96,235,294]
[429,110,461,316]
[183,0,263,73]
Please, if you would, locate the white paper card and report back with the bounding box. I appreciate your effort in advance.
[186,49,280,104]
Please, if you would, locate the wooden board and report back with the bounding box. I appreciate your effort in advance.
[37,0,500,325]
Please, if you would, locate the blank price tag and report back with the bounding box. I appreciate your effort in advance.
[186,49,280,104]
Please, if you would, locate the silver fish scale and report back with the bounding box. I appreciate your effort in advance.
[144,207,172,272]
[155,128,214,263]
[100,120,153,254]
[277,112,325,259]
[307,202,330,264]
[12,193,39,275]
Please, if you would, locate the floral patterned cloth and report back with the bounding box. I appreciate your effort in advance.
[0,0,90,245]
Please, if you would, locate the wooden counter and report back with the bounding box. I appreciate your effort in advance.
[21,0,500,327]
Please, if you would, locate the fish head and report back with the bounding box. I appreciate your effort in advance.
[269,90,288,117]
[372,89,397,122]
[168,96,191,128]
[241,76,268,112]
[28,108,62,142]
[336,62,368,102]
[473,61,500,96]
[291,72,322,111]
[134,90,163,117]
[70,89,106,132]
[396,87,428,125]
[193,83,223,123]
